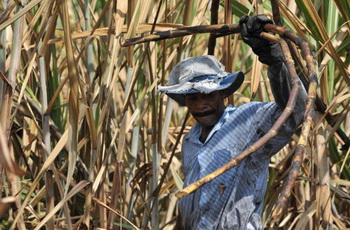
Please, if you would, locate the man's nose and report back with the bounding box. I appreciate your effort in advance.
[194,98,208,109]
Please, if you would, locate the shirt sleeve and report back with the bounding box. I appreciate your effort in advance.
[252,103,293,159]
[250,62,307,159]
[268,61,307,130]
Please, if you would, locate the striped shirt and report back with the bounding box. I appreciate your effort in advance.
[178,63,306,229]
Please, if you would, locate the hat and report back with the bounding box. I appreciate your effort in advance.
[157,55,244,106]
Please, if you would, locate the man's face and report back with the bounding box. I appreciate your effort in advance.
[185,91,226,129]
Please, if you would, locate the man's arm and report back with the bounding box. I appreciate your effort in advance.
[240,15,306,126]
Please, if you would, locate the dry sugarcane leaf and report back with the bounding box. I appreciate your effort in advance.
[331,178,350,187]
[21,0,50,44]
[0,3,16,25]
[126,77,158,132]
[0,0,44,30]
[294,201,316,229]
[0,125,26,176]
[24,205,41,222]
[170,164,183,191]
[300,0,350,84]
[250,55,262,100]
[0,197,16,218]
[278,212,295,228]
[34,180,90,230]
[3,0,349,228]
[313,88,349,130]
[334,93,350,105]
[11,52,37,121]
[139,0,153,24]
[10,129,69,229]
[93,197,140,230]
[316,22,349,57]
[325,101,350,145]
[28,186,46,208]
[60,2,80,216]
[164,193,178,225]
[0,71,13,88]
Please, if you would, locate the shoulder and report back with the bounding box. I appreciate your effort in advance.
[227,101,278,118]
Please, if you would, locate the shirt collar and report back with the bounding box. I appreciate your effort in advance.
[185,105,236,144]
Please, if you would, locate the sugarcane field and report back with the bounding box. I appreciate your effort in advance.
[0,0,349,229]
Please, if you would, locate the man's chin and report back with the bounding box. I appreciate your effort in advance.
[195,115,217,127]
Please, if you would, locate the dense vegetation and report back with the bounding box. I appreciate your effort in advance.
[0,0,349,229]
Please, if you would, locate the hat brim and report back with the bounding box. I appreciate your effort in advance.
[164,71,244,106]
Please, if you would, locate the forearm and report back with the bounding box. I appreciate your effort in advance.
[268,61,292,109]
[268,60,307,127]
[239,14,306,129]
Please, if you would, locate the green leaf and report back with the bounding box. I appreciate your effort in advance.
[334,0,350,21]
[295,0,323,42]
[337,36,350,52]
[231,1,250,18]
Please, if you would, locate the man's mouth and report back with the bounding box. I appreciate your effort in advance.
[192,110,216,117]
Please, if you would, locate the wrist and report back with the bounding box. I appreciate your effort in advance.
[255,44,285,66]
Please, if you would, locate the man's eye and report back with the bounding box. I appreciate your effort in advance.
[186,95,196,101]
[205,93,214,98]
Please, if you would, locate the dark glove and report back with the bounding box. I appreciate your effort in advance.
[239,14,284,65]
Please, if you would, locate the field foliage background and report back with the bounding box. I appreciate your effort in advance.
[0,0,349,229]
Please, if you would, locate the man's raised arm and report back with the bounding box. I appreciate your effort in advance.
[239,15,306,126]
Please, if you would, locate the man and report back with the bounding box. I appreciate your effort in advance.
[158,15,306,229]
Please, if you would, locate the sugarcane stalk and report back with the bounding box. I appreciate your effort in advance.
[285,37,350,150]
[207,0,219,55]
[270,84,317,225]
[39,44,54,230]
[265,27,318,225]
[123,24,317,197]
[120,23,318,198]
[261,24,319,224]
[58,1,80,229]
[120,20,348,226]
[269,2,316,219]
[266,18,333,224]
[277,27,350,151]
[122,23,350,148]
[270,0,282,26]
[121,24,241,47]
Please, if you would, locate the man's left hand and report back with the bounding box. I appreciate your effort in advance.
[239,14,284,66]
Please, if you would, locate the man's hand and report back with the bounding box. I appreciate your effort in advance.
[239,15,284,65]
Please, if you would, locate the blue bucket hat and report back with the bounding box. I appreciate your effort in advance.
[157,55,244,106]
